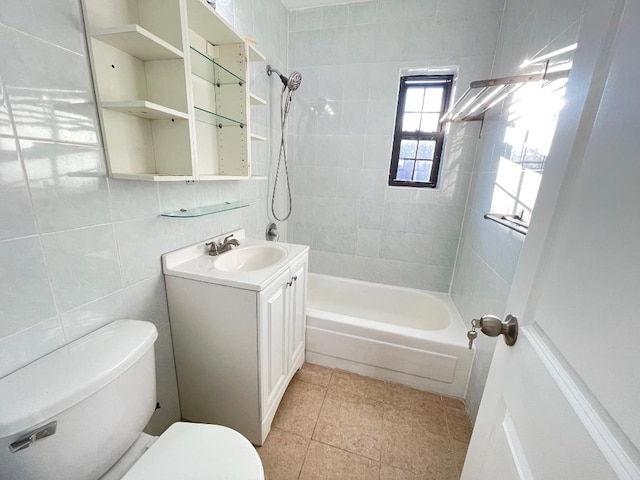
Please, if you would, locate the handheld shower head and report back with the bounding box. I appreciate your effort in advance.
[287,71,302,91]
[267,65,302,91]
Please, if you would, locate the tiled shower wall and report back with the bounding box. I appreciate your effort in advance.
[451,0,588,421]
[0,0,287,434]
[286,0,505,292]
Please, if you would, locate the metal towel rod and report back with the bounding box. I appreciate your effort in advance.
[483,211,529,235]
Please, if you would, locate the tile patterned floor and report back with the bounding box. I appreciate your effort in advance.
[256,363,472,480]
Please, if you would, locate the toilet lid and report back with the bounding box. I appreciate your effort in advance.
[122,423,264,480]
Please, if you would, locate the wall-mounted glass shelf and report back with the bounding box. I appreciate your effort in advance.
[162,201,249,217]
[190,46,245,86]
[194,106,245,128]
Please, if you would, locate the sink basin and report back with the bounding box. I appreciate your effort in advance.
[213,245,287,272]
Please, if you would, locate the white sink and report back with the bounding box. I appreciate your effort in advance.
[213,245,287,272]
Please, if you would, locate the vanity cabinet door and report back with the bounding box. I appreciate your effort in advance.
[258,271,290,420]
[287,256,307,371]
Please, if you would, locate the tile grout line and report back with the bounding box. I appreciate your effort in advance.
[306,368,386,469]
[443,405,469,479]
[296,368,332,480]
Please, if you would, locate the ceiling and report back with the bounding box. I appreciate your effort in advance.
[282,0,373,11]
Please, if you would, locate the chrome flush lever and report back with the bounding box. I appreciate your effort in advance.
[10,421,57,453]
[466,314,519,349]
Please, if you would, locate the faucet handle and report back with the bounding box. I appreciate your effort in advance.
[222,234,234,244]
[205,241,218,255]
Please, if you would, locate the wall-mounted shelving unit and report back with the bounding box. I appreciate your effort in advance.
[442,43,576,124]
[81,0,266,182]
[441,69,570,123]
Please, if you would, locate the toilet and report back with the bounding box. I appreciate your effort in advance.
[0,320,264,480]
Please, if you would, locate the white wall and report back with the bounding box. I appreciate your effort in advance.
[0,0,287,434]
[286,0,505,292]
[451,0,588,421]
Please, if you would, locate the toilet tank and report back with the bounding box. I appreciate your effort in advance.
[0,320,158,480]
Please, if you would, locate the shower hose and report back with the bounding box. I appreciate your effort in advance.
[271,83,294,222]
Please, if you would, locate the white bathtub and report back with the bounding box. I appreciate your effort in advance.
[306,274,474,398]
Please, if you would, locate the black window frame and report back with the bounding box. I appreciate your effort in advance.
[388,74,454,188]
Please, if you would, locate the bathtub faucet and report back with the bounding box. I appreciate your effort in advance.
[206,234,240,256]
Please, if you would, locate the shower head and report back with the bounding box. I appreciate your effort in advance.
[267,65,302,91]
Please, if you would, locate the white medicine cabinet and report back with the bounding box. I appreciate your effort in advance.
[81,0,266,181]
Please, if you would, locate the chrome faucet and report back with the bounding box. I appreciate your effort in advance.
[206,234,240,256]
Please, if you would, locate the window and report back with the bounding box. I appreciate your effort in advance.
[389,74,454,188]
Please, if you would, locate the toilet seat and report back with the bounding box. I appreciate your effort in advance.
[121,422,264,480]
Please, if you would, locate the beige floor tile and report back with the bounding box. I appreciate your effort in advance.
[313,389,384,460]
[383,404,449,439]
[441,395,465,411]
[256,428,309,480]
[379,464,426,480]
[381,405,456,477]
[445,405,472,427]
[295,362,334,387]
[451,439,470,475]
[382,382,444,415]
[448,418,472,444]
[381,427,458,479]
[266,372,468,479]
[299,441,380,480]
[329,370,387,403]
[272,379,327,438]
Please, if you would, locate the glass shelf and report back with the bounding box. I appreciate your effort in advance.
[190,46,245,86]
[161,201,249,217]
[194,106,245,128]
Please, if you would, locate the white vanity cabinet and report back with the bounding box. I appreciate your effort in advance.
[163,234,308,446]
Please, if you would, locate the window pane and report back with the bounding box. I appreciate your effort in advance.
[404,88,425,112]
[414,161,432,182]
[423,88,443,111]
[389,74,453,188]
[417,140,436,159]
[399,140,418,159]
[420,113,440,132]
[396,159,415,181]
[403,113,421,131]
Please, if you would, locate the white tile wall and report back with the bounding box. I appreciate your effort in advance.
[0,0,288,435]
[0,237,57,336]
[451,0,588,422]
[22,141,110,233]
[41,225,122,312]
[288,0,504,293]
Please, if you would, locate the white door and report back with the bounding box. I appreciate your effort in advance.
[462,0,640,478]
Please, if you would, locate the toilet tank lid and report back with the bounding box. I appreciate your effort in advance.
[0,320,158,438]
